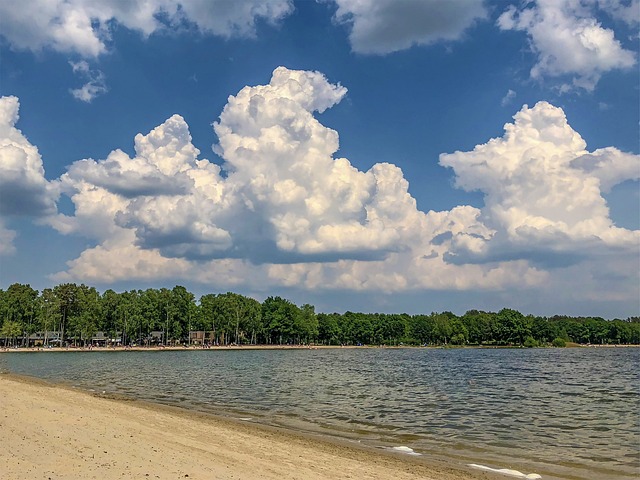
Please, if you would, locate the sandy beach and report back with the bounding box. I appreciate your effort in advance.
[0,374,498,480]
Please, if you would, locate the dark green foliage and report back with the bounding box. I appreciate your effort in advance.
[0,283,638,347]
[552,337,567,347]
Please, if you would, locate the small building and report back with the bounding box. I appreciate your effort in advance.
[91,331,108,346]
[28,331,62,346]
[148,331,164,345]
[189,331,215,345]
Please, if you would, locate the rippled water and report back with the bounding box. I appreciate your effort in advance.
[2,347,638,479]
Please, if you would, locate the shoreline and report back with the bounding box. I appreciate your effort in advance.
[0,373,502,480]
[1,343,638,354]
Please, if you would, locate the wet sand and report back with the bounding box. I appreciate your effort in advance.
[0,374,498,480]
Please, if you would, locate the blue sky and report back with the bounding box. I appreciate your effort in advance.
[0,0,638,318]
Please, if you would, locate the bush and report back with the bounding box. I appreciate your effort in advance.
[523,336,538,348]
[552,337,566,347]
[450,333,466,345]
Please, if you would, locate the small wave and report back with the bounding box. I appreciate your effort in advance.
[391,446,421,456]
[468,463,541,479]
[236,417,253,421]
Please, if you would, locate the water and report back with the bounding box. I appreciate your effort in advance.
[2,347,638,479]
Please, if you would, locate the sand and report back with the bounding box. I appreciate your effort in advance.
[0,374,500,480]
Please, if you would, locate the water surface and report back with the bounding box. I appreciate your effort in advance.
[3,347,638,480]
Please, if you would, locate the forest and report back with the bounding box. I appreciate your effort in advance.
[0,283,638,347]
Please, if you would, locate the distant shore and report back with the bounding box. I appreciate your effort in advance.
[0,374,496,480]
[1,343,638,353]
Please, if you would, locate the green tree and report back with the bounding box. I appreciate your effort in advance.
[262,296,300,344]
[410,315,434,345]
[53,283,80,345]
[295,304,318,344]
[71,285,101,345]
[4,283,39,345]
[496,308,529,345]
[37,288,60,345]
[1,320,22,346]
[317,313,342,345]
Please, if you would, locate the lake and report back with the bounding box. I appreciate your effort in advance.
[2,347,638,479]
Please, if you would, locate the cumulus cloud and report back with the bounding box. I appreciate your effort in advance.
[46,67,544,291]
[69,61,108,102]
[439,101,640,265]
[498,0,636,91]
[214,66,428,258]
[4,68,637,307]
[56,113,233,259]
[0,96,57,217]
[333,0,486,54]
[0,0,294,58]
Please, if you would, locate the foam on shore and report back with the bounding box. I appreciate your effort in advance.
[391,446,421,456]
[468,464,542,479]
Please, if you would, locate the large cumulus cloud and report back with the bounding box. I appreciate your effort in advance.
[214,67,428,259]
[0,97,58,217]
[0,96,58,254]
[1,67,637,307]
[440,101,639,266]
[40,67,545,291]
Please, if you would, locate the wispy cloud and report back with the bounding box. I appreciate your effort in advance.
[501,89,516,106]
[69,61,108,103]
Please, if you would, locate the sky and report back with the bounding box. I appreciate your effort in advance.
[0,0,638,318]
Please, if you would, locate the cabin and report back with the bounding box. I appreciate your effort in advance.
[148,331,164,345]
[91,331,108,346]
[27,331,62,347]
[188,331,216,345]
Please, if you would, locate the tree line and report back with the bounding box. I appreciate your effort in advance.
[0,283,638,347]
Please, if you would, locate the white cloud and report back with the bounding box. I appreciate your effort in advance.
[0,219,17,256]
[46,67,544,291]
[214,66,427,258]
[0,0,294,58]
[498,0,636,91]
[501,89,517,107]
[173,0,294,37]
[0,96,58,217]
[4,69,637,310]
[69,61,108,102]
[56,113,233,259]
[439,101,640,264]
[333,0,486,54]
[597,0,640,26]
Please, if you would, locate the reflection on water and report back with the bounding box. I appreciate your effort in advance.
[3,347,639,479]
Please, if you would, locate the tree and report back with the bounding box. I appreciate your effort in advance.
[170,286,195,343]
[38,288,60,345]
[432,313,453,345]
[71,285,101,346]
[262,296,300,344]
[317,313,342,345]
[199,293,219,344]
[52,283,80,345]
[296,304,318,344]
[0,320,22,346]
[4,283,39,345]
[411,315,434,345]
[496,308,529,345]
